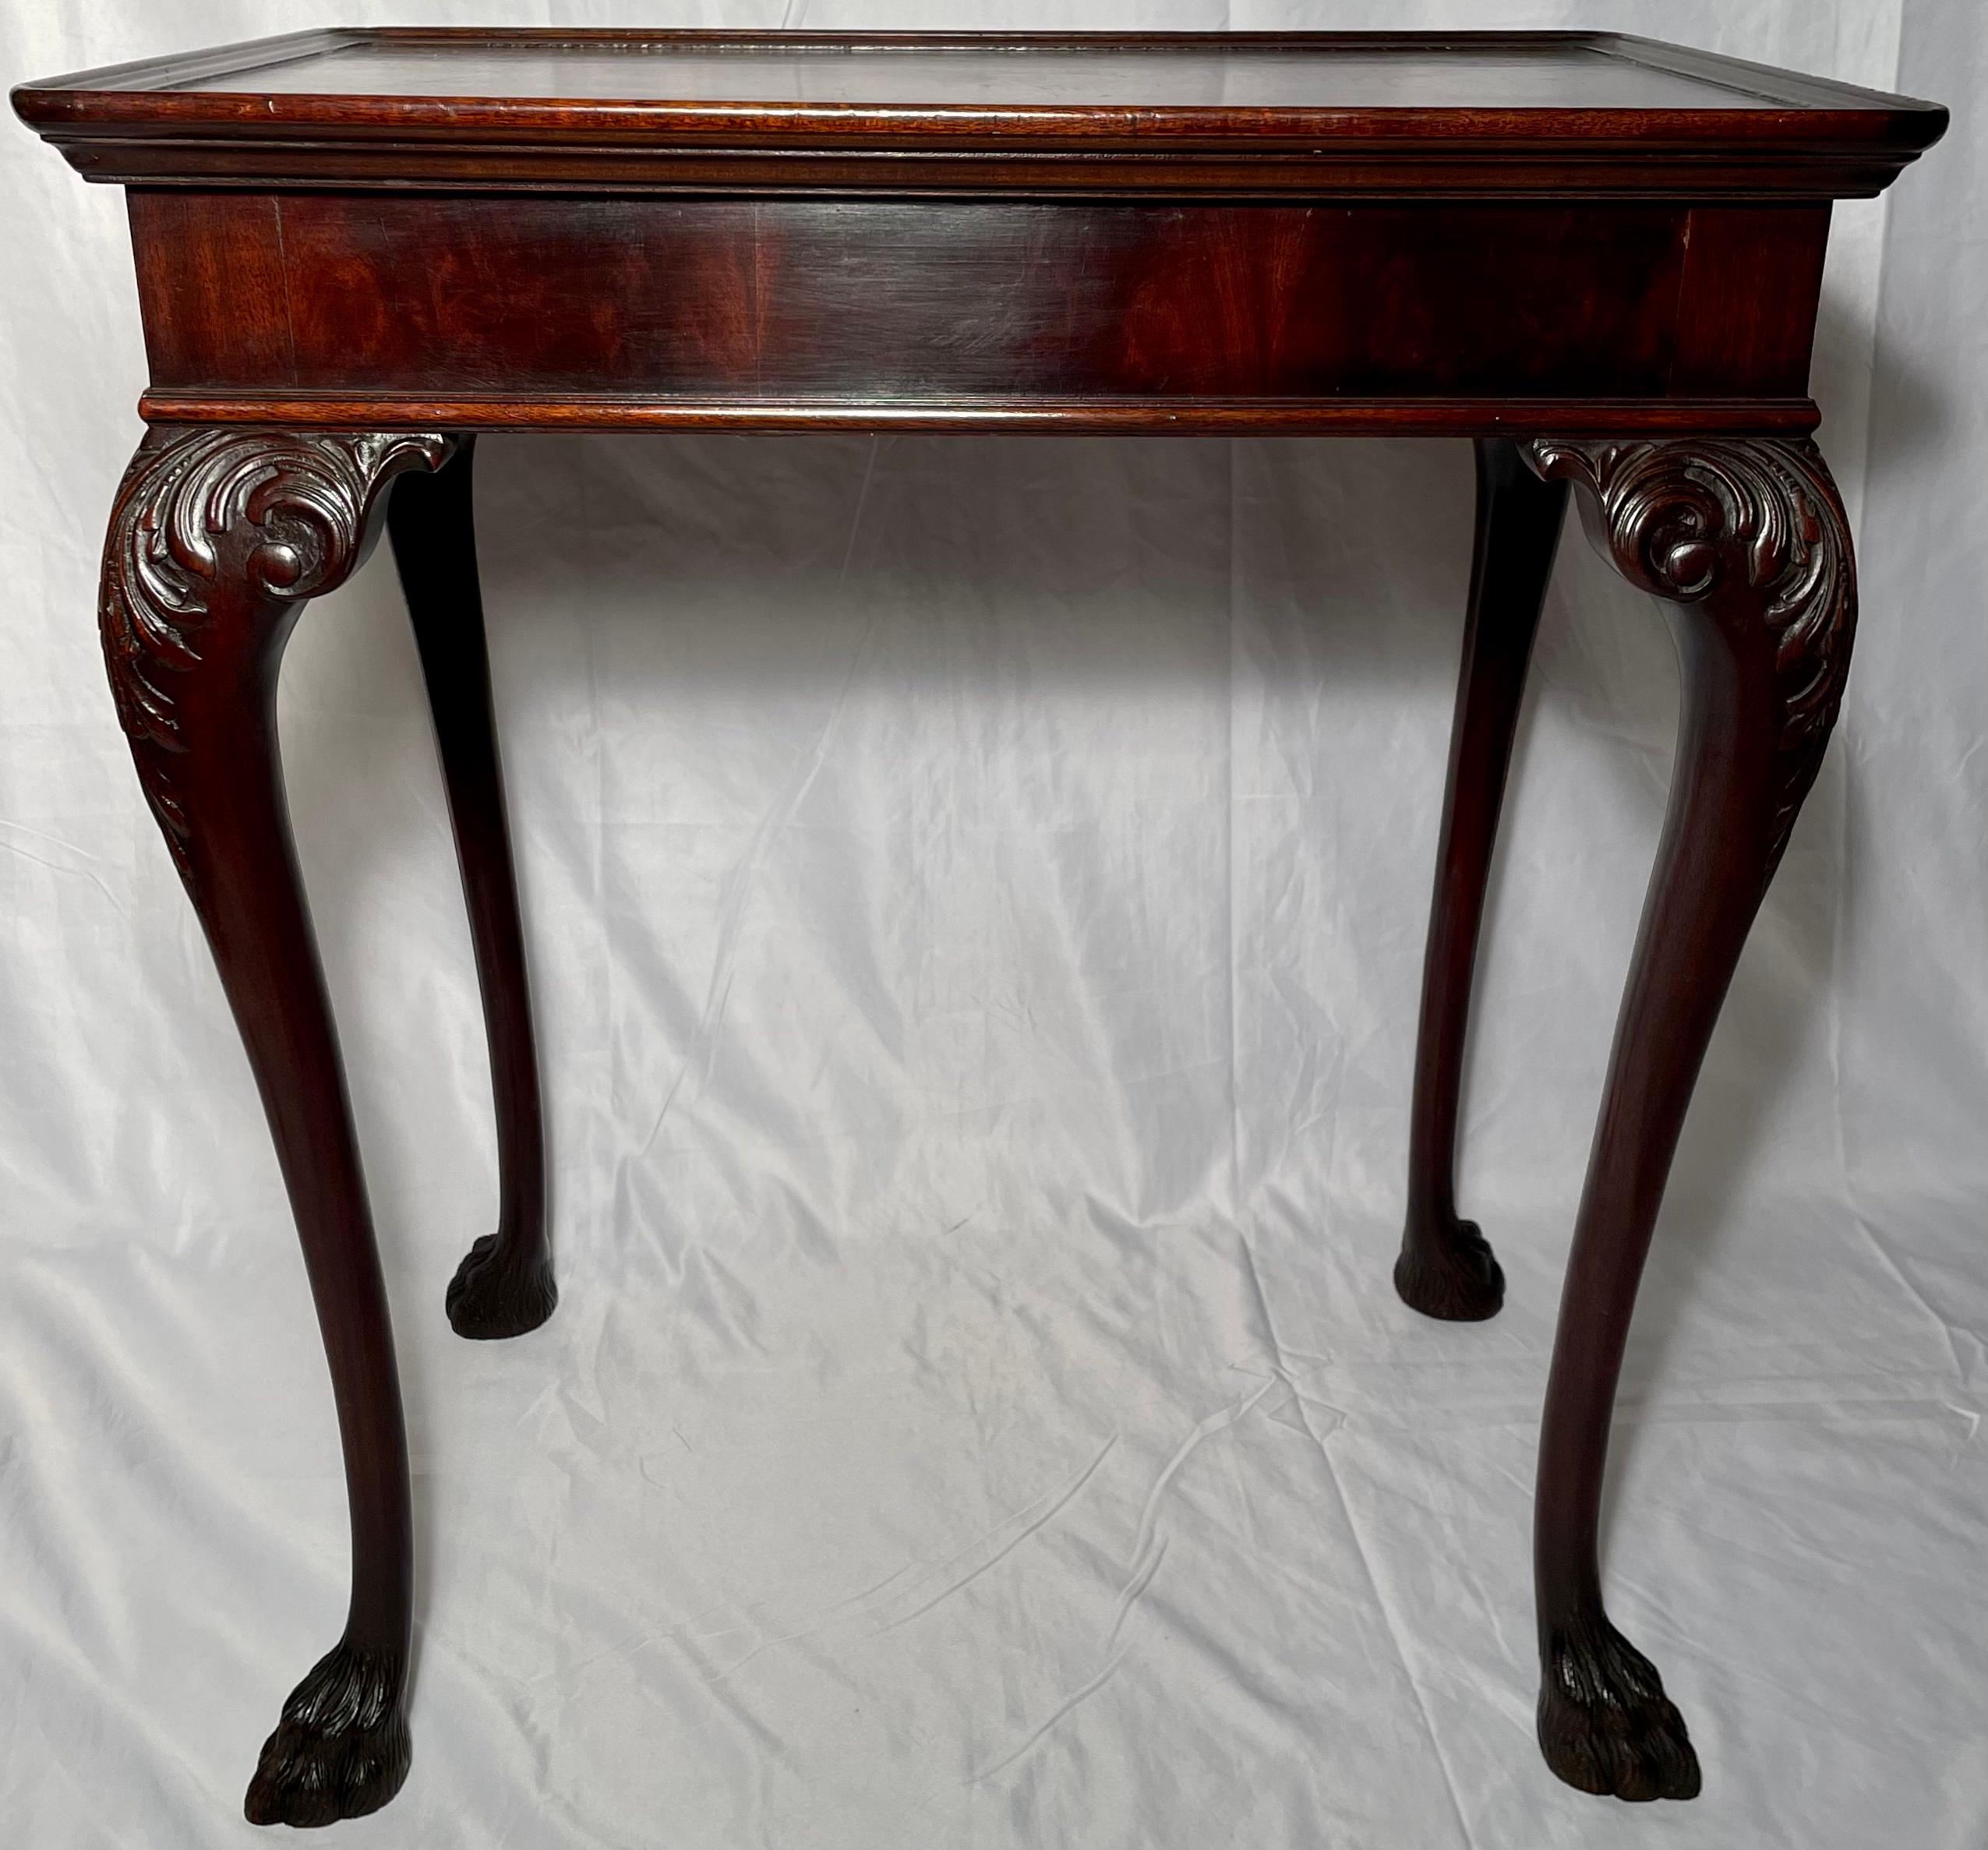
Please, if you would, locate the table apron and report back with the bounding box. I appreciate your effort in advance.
[128,191,1830,420]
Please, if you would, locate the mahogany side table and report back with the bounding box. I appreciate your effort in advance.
[12,28,1947,1829]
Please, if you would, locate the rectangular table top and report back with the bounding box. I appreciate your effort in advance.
[11,30,1948,439]
[13,30,1946,198]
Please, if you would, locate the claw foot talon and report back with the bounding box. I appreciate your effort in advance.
[1394,1217,1505,1321]
[244,1640,410,1827]
[1538,1612,1701,1802]
[446,1231,557,1340]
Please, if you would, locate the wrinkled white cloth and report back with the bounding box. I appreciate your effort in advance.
[1,4,1984,1847]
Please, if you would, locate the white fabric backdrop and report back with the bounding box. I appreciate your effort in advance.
[2,5,1984,1846]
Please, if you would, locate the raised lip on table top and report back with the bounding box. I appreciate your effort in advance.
[12,29,1949,150]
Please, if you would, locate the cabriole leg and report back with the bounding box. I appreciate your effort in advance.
[388,438,556,1340]
[100,423,454,1825]
[1397,437,1568,1320]
[1521,434,1856,1801]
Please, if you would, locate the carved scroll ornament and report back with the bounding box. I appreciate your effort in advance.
[99,426,453,889]
[1524,436,1856,881]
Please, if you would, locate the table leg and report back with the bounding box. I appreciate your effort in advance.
[1397,438,1569,1320]
[388,438,556,1340]
[100,423,454,1825]
[1520,434,1856,1800]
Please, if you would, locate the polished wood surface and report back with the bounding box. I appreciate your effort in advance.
[1397,441,1568,1324]
[23,29,1925,109]
[26,28,1935,436]
[1524,433,1856,1801]
[14,30,1945,196]
[126,192,1830,420]
[387,441,556,1343]
[96,427,452,1826]
[12,25,1945,1834]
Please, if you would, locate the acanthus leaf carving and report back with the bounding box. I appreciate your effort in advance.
[1523,435,1856,883]
[99,426,454,891]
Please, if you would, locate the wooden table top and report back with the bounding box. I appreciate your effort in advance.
[14,29,1946,197]
[9,30,1948,436]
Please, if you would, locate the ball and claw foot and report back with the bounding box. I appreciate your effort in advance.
[1393,1217,1506,1321]
[243,1640,411,1827]
[1538,1612,1702,1802]
[446,1231,558,1340]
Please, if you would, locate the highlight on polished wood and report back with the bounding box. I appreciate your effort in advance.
[13,28,1947,196]
[11,24,1946,1831]
[15,28,1947,437]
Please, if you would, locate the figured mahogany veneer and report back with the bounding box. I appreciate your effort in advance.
[127,192,1832,419]
[19,28,1944,433]
[11,26,1946,1834]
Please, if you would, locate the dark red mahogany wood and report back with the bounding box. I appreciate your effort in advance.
[95,425,452,1826]
[124,192,1834,415]
[1397,440,1568,1323]
[1525,433,1857,1800]
[12,29,1947,199]
[10,26,1945,1831]
[16,28,1945,435]
[387,441,556,1342]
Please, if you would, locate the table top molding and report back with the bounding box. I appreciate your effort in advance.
[14,28,1947,198]
[20,32,1942,439]
[132,390,1828,440]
